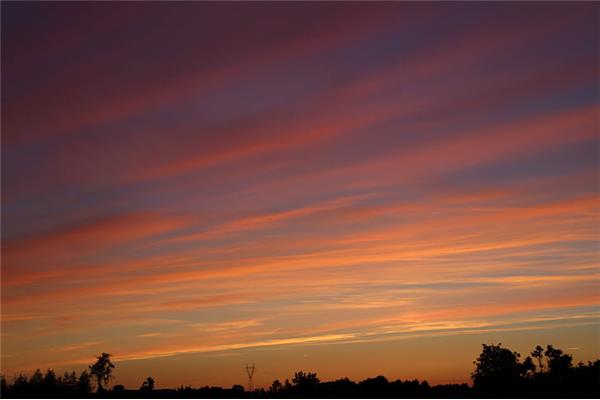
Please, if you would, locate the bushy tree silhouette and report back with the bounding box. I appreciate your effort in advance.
[545,345,573,376]
[268,379,283,394]
[140,376,155,392]
[89,353,115,393]
[292,371,320,387]
[113,384,126,395]
[290,371,320,397]
[471,343,533,395]
[358,375,389,397]
[232,384,245,394]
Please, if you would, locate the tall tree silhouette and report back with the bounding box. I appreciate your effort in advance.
[42,370,58,396]
[89,353,114,393]
[531,345,545,372]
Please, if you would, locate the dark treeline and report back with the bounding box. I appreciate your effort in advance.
[2,344,599,398]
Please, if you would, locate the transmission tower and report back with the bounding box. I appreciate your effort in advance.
[245,363,256,392]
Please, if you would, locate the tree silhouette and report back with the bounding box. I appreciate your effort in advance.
[77,370,93,395]
[113,384,126,395]
[471,343,530,395]
[59,371,78,393]
[140,376,155,392]
[292,371,319,387]
[531,345,545,372]
[232,384,245,393]
[269,379,283,393]
[544,345,573,376]
[44,370,56,386]
[29,369,43,388]
[42,369,58,396]
[1,374,8,395]
[12,374,29,393]
[291,371,320,396]
[358,375,389,397]
[521,356,536,378]
[89,353,114,393]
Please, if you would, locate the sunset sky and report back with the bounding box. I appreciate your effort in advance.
[2,2,599,389]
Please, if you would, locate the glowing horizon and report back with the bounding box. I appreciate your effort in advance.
[2,2,599,389]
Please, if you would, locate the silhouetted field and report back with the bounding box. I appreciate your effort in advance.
[2,344,599,398]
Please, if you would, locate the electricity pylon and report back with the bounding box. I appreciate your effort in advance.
[245,363,256,392]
